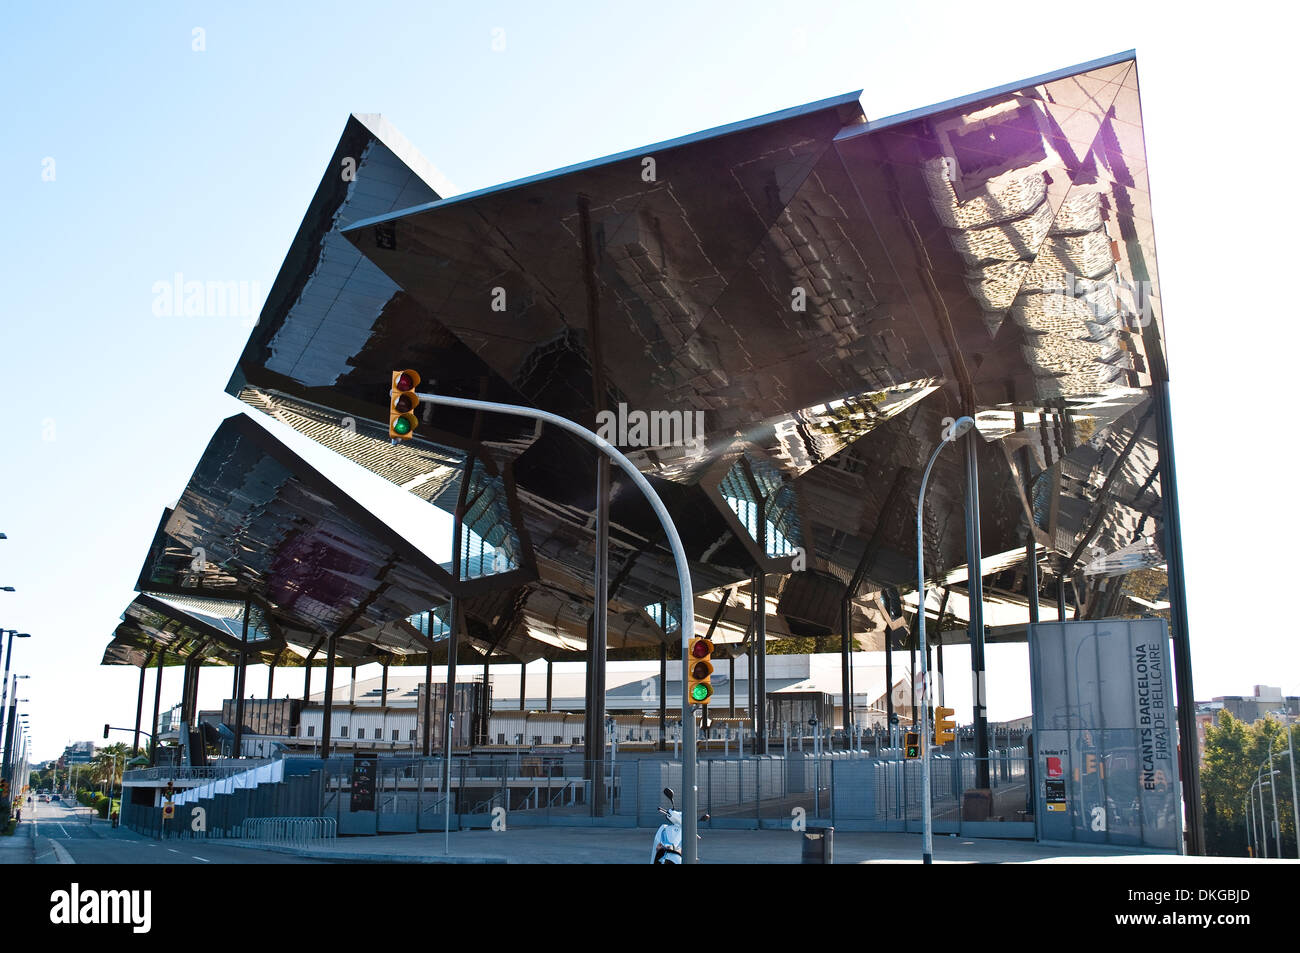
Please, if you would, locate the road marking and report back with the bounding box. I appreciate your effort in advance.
[192,856,210,863]
[58,824,69,838]
[167,848,180,854]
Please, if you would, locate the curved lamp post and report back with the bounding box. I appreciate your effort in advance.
[413,390,703,862]
[916,415,976,865]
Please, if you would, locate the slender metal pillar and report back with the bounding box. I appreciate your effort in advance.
[964,435,990,788]
[149,650,164,766]
[729,654,736,718]
[936,639,945,708]
[1027,537,1040,624]
[1155,377,1202,855]
[132,656,148,754]
[422,620,434,756]
[658,640,668,752]
[441,597,459,782]
[587,455,610,814]
[302,638,321,705]
[753,571,767,754]
[233,592,250,757]
[267,658,276,700]
[320,632,337,759]
[519,661,527,711]
[380,660,388,706]
[885,627,895,731]
[579,193,610,815]
[909,642,918,727]
[1057,574,1068,623]
[746,641,755,729]
[545,659,553,713]
[840,598,854,739]
[179,657,194,726]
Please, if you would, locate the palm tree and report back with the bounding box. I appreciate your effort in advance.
[91,743,130,795]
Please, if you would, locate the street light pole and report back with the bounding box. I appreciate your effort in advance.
[916,415,975,865]
[0,631,31,784]
[414,390,702,863]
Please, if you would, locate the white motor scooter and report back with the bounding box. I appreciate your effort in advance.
[651,787,708,864]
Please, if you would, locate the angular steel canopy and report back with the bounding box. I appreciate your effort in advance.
[124,413,533,666]
[226,53,1168,661]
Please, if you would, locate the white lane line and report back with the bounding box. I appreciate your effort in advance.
[58,824,70,838]
[167,848,180,853]
[192,856,210,863]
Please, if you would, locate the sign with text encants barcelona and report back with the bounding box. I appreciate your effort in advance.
[1028,619,1180,851]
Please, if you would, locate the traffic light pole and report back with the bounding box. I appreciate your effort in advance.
[416,390,701,862]
[915,416,975,865]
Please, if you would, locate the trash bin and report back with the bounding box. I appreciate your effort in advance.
[801,826,834,864]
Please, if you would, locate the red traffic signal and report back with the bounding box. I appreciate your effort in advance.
[389,370,421,439]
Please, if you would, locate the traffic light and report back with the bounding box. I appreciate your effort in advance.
[904,731,921,759]
[162,801,174,820]
[164,780,174,800]
[686,636,715,705]
[0,779,8,799]
[935,707,956,746]
[389,369,421,440]
[103,723,110,739]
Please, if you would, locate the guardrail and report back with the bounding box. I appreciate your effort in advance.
[124,761,272,783]
[238,816,337,847]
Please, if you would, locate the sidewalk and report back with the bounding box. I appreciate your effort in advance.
[211,826,1232,865]
[0,818,33,865]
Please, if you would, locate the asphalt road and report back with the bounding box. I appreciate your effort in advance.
[28,798,325,864]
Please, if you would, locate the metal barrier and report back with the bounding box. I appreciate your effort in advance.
[238,816,337,847]
[124,761,273,782]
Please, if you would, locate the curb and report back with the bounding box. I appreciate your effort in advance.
[216,839,507,864]
[34,835,75,865]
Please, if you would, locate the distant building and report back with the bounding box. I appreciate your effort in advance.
[61,741,95,765]
[1197,685,1298,725]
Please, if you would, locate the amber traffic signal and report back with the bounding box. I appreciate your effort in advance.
[904,731,921,759]
[934,707,956,746]
[389,370,421,439]
[687,636,714,705]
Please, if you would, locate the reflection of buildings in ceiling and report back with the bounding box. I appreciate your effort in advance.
[919,60,1160,405]
[129,415,488,668]
[216,54,1169,667]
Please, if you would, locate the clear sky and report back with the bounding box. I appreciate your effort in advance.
[1,0,1295,762]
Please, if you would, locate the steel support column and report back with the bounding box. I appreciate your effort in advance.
[885,626,894,731]
[1027,537,1040,624]
[840,598,854,740]
[1153,380,1202,854]
[149,651,163,766]
[233,591,250,758]
[753,571,767,754]
[519,661,527,711]
[545,659,553,713]
[658,639,667,752]
[320,632,337,759]
[132,655,148,755]
[964,435,990,788]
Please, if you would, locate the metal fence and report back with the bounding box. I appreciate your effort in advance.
[123,743,1035,839]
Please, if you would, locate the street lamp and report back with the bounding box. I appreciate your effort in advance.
[0,632,31,781]
[412,388,702,862]
[916,414,976,866]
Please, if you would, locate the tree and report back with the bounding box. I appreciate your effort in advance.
[1201,711,1297,857]
[90,743,130,795]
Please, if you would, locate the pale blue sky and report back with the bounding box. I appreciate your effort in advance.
[2,0,1295,760]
